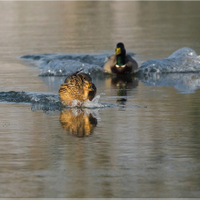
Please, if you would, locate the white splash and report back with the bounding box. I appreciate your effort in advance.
[82,95,104,108]
[65,95,104,108]
[139,47,200,74]
[20,53,106,76]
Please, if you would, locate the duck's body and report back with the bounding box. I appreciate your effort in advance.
[104,43,138,75]
[59,70,96,105]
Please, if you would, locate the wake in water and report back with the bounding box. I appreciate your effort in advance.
[20,52,136,76]
[137,47,200,93]
[19,48,200,95]
[140,73,200,94]
[21,48,200,77]
[138,47,200,75]
[0,91,62,113]
[0,91,60,104]
[0,91,116,113]
[20,53,107,76]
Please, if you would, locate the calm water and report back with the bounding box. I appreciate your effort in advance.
[0,1,200,198]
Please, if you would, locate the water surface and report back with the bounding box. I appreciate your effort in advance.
[0,1,200,198]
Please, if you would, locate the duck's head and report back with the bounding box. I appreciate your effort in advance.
[80,74,94,92]
[82,76,96,101]
[77,73,96,101]
[83,81,94,92]
[115,42,126,66]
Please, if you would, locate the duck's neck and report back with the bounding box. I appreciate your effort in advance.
[117,54,126,66]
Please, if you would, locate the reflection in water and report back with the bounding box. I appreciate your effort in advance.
[60,108,98,137]
[110,75,138,103]
[140,73,200,94]
[1,1,200,198]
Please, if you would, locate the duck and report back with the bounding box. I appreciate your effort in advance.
[59,69,96,105]
[104,42,138,75]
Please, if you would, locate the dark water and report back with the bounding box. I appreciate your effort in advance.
[0,1,200,198]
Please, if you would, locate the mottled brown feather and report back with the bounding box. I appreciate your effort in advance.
[59,72,96,105]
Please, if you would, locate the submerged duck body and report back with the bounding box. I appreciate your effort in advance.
[59,70,96,105]
[104,42,138,75]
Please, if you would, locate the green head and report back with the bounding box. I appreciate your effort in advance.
[115,42,126,66]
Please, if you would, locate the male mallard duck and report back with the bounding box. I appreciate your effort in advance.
[104,42,138,75]
[59,70,96,105]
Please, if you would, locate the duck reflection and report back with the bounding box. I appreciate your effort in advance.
[60,109,97,137]
[111,75,138,103]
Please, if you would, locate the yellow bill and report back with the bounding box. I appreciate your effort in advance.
[116,47,121,55]
[87,83,94,91]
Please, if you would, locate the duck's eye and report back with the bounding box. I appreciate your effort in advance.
[83,77,89,81]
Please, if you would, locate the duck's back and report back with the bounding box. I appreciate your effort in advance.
[104,55,117,73]
[125,54,138,73]
[59,82,85,103]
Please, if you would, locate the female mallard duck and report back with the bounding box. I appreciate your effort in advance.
[59,70,96,105]
[104,42,138,75]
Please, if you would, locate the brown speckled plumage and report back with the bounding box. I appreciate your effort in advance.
[59,70,96,105]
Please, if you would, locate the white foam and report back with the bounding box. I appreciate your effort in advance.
[39,59,102,76]
[82,95,104,108]
[139,47,200,74]
[21,53,107,76]
[65,95,104,108]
